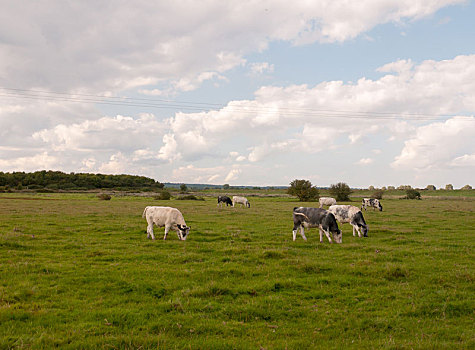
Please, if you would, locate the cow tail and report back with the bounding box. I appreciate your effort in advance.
[293,212,310,221]
[142,206,148,218]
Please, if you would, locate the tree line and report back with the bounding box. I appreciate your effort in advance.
[0,171,164,191]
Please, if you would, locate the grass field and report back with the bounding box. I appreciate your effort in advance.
[0,193,474,349]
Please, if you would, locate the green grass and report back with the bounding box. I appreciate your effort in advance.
[0,193,474,349]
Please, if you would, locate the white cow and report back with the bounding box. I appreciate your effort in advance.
[232,196,250,208]
[142,206,190,240]
[319,197,337,208]
[328,205,368,237]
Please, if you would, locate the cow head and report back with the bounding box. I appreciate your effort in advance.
[353,212,368,237]
[177,224,190,240]
[378,203,383,211]
[361,225,369,237]
[324,213,342,243]
[332,229,342,243]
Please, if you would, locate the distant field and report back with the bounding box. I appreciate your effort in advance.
[0,193,474,348]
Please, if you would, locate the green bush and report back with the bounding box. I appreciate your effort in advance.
[154,190,171,200]
[372,190,384,200]
[176,194,205,201]
[405,189,421,200]
[287,179,319,202]
[329,182,352,201]
[97,193,112,200]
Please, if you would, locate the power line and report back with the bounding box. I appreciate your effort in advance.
[0,86,472,122]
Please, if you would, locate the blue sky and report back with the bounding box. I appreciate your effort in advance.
[1,0,474,188]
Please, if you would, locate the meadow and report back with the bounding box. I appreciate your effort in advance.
[0,192,474,349]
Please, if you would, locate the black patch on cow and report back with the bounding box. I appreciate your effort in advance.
[218,196,233,206]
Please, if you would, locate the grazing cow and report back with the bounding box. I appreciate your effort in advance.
[319,197,337,208]
[142,206,190,240]
[329,205,368,237]
[232,195,250,208]
[217,195,233,207]
[292,207,342,243]
[361,198,383,211]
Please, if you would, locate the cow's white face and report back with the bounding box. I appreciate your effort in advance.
[333,230,342,244]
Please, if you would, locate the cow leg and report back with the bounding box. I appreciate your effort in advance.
[292,223,299,241]
[176,229,183,240]
[351,224,357,237]
[356,225,362,237]
[163,225,170,240]
[322,228,333,243]
[319,228,323,243]
[147,223,155,240]
[299,226,307,241]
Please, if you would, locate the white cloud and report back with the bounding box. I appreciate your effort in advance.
[249,62,275,75]
[225,169,242,182]
[98,152,128,174]
[356,158,374,165]
[0,152,58,172]
[450,154,475,166]
[158,134,180,162]
[0,1,462,95]
[392,116,475,170]
[33,114,165,152]
[147,55,475,168]
[169,164,242,184]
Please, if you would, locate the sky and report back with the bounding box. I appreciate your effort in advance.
[1,0,475,188]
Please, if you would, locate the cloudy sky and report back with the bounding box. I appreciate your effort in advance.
[1,0,474,188]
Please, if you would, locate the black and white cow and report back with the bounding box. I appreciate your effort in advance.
[217,195,233,207]
[361,198,383,211]
[292,207,342,243]
[329,205,368,237]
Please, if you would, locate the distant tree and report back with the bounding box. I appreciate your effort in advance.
[287,179,319,202]
[426,185,436,190]
[405,189,421,200]
[445,184,454,190]
[97,193,111,200]
[387,186,395,190]
[398,185,412,190]
[461,184,472,190]
[329,182,352,201]
[154,182,165,189]
[180,183,188,192]
[372,189,384,200]
[368,185,375,191]
[223,184,230,190]
[154,190,171,200]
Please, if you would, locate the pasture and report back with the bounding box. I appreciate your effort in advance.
[0,193,474,349]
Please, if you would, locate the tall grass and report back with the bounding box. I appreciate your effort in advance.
[0,193,473,348]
